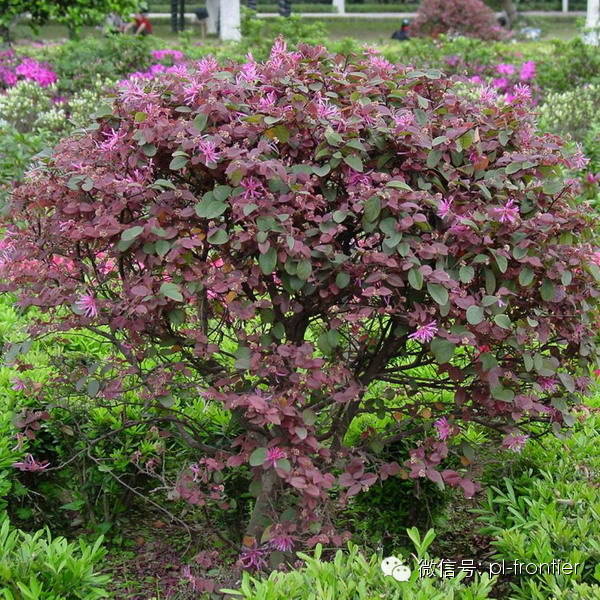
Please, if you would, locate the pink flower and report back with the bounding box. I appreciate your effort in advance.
[11,378,27,391]
[241,176,265,201]
[502,433,529,452]
[469,75,484,85]
[238,55,260,84]
[151,49,185,61]
[496,63,515,75]
[519,61,536,81]
[493,77,509,90]
[75,294,99,318]
[494,199,519,225]
[479,86,497,104]
[257,91,277,111]
[13,454,50,472]
[509,84,532,103]
[265,446,286,467]
[197,139,220,165]
[98,128,127,153]
[393,111,415,129]
[434,417,452,440]
[190,463,202,482]
[315,96,339,120]
[197,56,219,76]
[569,146,590,170]
[409,321,438,343]
[239,545,268,571]
[537,377,558,393]
[270,534,294,552]
[346,169,371,187]
[437,197,453,219]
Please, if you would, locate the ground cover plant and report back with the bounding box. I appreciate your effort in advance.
[1,5,600,599]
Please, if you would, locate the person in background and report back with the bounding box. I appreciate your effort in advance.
[104,12,126,35]
[126,5,153,36]
[194,7,209,37]
[391,18,411,41]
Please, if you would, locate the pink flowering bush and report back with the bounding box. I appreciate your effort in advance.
[2,41,600,564]
[0,50,57,90]
[409,0,510,41]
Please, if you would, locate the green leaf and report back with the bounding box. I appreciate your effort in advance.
[344,155,364,172]
[459,265,475,283]
[275,458,291,472]
[213,185,233,202]
[505,162,522,175]
[494,314,511,329]
[466,305,484,325]
[540,279,555,302]
[519,267,534,287]
[492,252,508,273]
[156,240,171,258]
[207,229,228,245]
[193,113,208,132]
[169,155,188,170]
[160,282,183,302]
[426,149,442,168]
[259,247,277,275]
[408,267,423,290]
[427,283,448,306]
[364,196,381,222]
[121,226,144,241]
[296,259,312,281]
[336,272,350,289]
[491,386,514,403]
[249,448,267,467]
[195,196,227,219]
[430,338,455,363]
[386,180,412,191]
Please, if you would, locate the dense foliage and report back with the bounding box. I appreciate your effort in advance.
[2,40,599,573]
[409,0,509,41]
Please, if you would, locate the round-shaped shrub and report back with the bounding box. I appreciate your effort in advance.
[2,42,599,557]
[409,0,510,41]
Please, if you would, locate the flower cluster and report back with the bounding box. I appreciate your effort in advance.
[0,50,57,89]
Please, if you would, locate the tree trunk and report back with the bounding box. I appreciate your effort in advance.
[179,0,186,31]
[0,24,10,44]
[171,0,178,33]
[502,0,518,28]
[586,0,600,45]
[244,469,277,545]
[207,0,219,35]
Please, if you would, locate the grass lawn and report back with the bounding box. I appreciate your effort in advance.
[10,14,580,46]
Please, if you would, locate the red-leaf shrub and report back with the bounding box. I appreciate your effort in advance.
[409,0,510,41]
[2,42,599,559]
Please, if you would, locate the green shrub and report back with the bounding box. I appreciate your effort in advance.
[537,84,600,142]
[475,403,600,599]
[221,529,496,599]
[0,515,110,600]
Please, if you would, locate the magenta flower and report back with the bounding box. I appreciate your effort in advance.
[270,534,295,552]
[265,446,286,467]
[257,91,277,111]
[510,84,532,103]
[495,199,519,225]
[197,56,219,76]
[11,378,27,391]
[502,433,529,452]
[496,63,515,76]
[239,545,268,571]
[537,377,558,393]
[315,96,339,120]
[437,197,453,219]
[493,77,509,90]
[469,75,484,85]
[393,111,415,129]
[197,139,220,165]
[13,454,50,472]
[346,169,371,187]
[409,321,438,343]
[151,49,185,61]
[241,176,265,201]
[519,61,536,81]
[190,463,202,482]
[569,146,590,170]
[434,417,452,440]
[75,294,99,318]
[479,86,497,104]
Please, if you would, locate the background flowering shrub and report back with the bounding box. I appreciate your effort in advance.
[408,0,510,41]
[0,49,57,90]
[2,41,600,569]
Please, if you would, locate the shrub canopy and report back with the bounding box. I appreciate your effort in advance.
[2,42,599,555]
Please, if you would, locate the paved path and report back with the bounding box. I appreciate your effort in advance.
[149,10,585,20]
